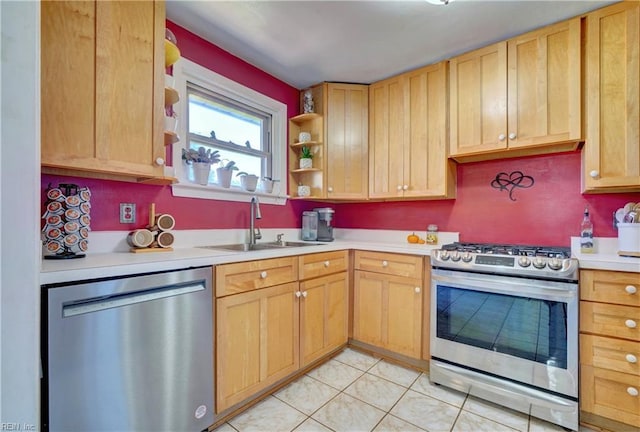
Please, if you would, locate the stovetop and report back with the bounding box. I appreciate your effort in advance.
[441,242,572,258]
[432,242,578,281]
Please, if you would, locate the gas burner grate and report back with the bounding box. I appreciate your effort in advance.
[441,242,571,259]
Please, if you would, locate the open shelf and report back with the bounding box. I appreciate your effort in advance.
[290,168,322,173]
[165,87,179,106]
[290,112,321,124]
[290,141,322,149]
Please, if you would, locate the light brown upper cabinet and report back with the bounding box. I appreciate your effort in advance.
[325,83,369,200]
[583,2,640,193]
[369,62,456,199]
[41,1,167,183]
[450,18,582,162]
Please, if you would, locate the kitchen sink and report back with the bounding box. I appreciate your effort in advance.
[199,241,321,252]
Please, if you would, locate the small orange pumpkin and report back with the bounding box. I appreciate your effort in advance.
[407,232,419,244]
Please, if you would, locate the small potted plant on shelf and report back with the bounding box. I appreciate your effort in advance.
[300,146,313,169]
[236,171,259,192]
[216,160,239,188]
[182,147,220,185]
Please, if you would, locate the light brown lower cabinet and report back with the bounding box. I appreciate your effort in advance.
[579,269,640,430]
[216,282,299,413]
[353,251,424,359]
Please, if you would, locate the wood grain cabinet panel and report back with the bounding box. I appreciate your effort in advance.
[41,0,165,180]
[215,257,298,297]
[583,1,640,192]
[325,83,369,199]
[299,272,348,367]
[369,62,455,199]
[216,282,299,413]
[354,250,423,279]
[299,250,348,281]
[450,19,581,162]
[580,268,640,430]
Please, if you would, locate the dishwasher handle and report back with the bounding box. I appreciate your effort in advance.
[62,281,205,318]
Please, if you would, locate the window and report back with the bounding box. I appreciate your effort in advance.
[171,58,288,204]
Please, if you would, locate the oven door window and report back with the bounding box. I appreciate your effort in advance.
[436,285,567,369]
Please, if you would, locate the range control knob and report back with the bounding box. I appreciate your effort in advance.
[518,257,531,268]
[532,257,547,269]
[439,251,450,261]
[548,258,563,270]
[450,251,461,262]
[461,252,473,263]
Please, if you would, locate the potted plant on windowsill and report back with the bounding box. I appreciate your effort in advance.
[300,146,313,169]
[260,177,279,194]
[237,172,259,192]
[216,160,239,188]
[182,147,220,185]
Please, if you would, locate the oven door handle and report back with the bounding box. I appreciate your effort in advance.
[432,360,576,410]
[431,272,577,300]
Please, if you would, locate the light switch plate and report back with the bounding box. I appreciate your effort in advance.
[120,203,136,224]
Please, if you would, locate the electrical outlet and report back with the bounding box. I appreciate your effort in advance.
[120,203,136,224]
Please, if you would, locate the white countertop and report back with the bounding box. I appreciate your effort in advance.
[40,231,640,285]
[40,229,454,285]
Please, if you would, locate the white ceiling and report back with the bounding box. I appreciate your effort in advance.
[166,0,614,89]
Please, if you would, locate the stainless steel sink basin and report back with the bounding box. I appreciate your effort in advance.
[198,241,320,252]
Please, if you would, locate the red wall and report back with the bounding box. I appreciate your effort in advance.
[41,22,640,247]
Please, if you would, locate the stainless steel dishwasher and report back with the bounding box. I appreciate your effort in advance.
[42,266,215,432]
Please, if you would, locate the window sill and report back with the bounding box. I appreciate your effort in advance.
[171,181,289,205]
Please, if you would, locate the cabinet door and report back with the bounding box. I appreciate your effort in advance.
[42,0,164,179]
[584,2,640,192]
[404,62,455,198]
[369,76,405,198]
[450,42,507,156]
[326,83,369,199]
[353,271,423,359]
[581,364,640,427]
[216,283,299,412]
[299,272,348,367]
[507,18,581,148]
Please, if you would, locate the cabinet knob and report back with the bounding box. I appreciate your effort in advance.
[155,157,165,166]
[415,287,421,293]
[328,187,333,193]
[498,134,506,141]
[295,291,302,298]
[627,387,639,397]
[403,185,409,191]
[397,185,402,191]
[626,354,638,364]
[625,319,637,329]
[302,291,308,298]
[625,285,637,294]
[324,261,330,268]
[589,170,599,179]
[508,133,517,140]
[260,271,268,279]
[382,260,388,267]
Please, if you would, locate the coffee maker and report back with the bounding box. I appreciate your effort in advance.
[314,207,335,242]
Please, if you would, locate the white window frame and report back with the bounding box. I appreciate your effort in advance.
[171,58,288,205]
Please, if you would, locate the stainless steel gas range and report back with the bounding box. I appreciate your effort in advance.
[430,242,579,431]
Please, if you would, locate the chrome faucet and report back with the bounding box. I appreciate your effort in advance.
[249,196,262,245]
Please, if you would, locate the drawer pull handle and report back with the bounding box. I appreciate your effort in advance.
[627,387,639,397]
[302,291,308,298]
[626,354,638,364]
[415,287,421,293]
[324,261,330,268]
[625,319,637,329]
[260,271,268,279]
[625,285,637,294]
[295,291,302,298]
[382,260,388,267]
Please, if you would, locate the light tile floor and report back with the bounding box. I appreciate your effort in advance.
[215,348,597,432]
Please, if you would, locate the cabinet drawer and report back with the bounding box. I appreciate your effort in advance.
[215,257,298,297]
[580,301,640,341]
[580,334,640,376]
[580,270,640,307]
[354,250,423,279]
[580,364,640,428]
[298,250,348,280]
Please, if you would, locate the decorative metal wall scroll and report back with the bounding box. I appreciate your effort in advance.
[490,171,534,201]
